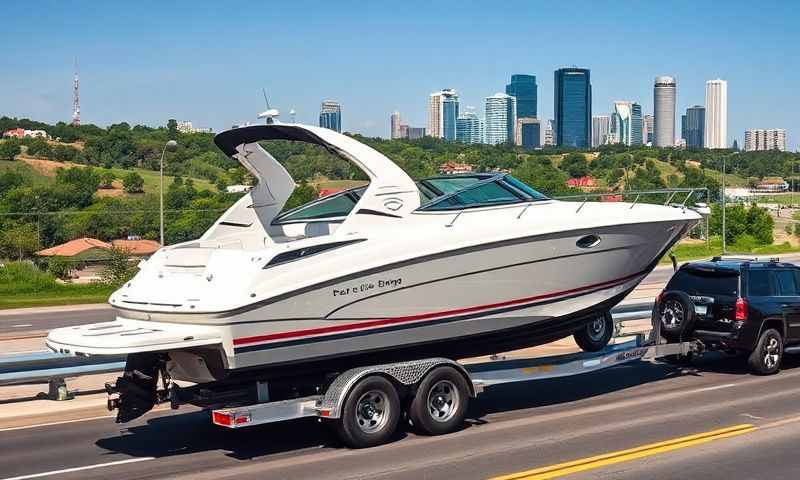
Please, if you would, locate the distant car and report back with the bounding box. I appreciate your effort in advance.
[654,257,800,374]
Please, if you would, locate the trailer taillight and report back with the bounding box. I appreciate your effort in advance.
[735,297,747,321]
[212,411,251,427]
[656,291,664,304]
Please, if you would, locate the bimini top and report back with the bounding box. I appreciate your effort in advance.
[215,124,335,156]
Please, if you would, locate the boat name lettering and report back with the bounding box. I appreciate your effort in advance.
[332,278,403,297]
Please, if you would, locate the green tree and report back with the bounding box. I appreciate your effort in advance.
[167,119,178,140]
[283,181,318,210]
[101,247,136,287]
[560,153,590,178]
[0,223,39,260]
[0,139,22,161]
[122,172,145,193]
[99,170,116,189]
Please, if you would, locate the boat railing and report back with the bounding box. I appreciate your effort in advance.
[554,187,710,213]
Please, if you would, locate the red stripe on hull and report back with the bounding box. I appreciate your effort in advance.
[233,270,645,346]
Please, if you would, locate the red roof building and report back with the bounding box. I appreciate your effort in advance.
[111,239,161,256]
[566,176,598,187]
[438,161,474,175]
[36,238,112,258]
[3,128,24,139]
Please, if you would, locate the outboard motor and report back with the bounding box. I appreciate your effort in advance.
[106,352,165,423]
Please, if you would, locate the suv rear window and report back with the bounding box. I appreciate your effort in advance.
[667,268,739,296]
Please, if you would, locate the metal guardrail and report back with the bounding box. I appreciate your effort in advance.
[0,302,656,399]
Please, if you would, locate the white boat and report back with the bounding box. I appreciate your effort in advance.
[46,124,701,421]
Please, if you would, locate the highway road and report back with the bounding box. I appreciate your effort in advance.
[2,352,800,479]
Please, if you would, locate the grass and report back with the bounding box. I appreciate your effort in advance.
[664,236,800,264]
[0,262,114,310]
[106,167,216,195]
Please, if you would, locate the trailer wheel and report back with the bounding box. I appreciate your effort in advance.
[335,375,400,448]
[409,366,470,436]
[573,312,614,352]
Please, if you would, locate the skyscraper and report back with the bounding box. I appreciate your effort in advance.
[611,101,632,145]
[428,89,459,140]
[390,111,402,139]
[631,103,643,146]
[485,93,516,145]
[456,112,484,144]
[653,76,676,147]
[643,115,654,145]
[704,79,728,149]
[685,105,705,149]
[745,129,787,151]
[544,120,555,146]
[554,68,591,148]
[591,115,611,148]
[515,118,541,149]
[319,101,342,132]
[505,74,537,119]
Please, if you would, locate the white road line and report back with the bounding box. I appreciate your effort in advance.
[692,383,737,393]
[0,415,113,432]
[0,457,155,480]
[10,324,33,328]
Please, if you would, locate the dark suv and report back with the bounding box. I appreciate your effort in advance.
[655,257,800,374]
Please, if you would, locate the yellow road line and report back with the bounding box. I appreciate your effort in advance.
[491,423,756,480]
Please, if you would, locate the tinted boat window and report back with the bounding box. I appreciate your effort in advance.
[424,177,483,194]
[277,194,356,222]
[422,181,521,211]
[667,269,739,296]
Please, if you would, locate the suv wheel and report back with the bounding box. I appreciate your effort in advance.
[747,328,783,375]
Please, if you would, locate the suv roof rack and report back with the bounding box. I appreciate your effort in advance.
[710,256,780,263]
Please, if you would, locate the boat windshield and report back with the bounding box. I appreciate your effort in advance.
[273,187,367,224]
[271,174,549,224]
[417,174,549,212]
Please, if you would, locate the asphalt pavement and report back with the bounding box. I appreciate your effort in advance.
[2,353,800,479]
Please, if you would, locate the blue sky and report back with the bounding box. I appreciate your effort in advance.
[2,0,798,149]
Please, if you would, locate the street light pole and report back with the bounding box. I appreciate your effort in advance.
[160,140,178,246]
[722,155,727,255]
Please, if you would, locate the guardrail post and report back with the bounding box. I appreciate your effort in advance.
[47,377,73,401]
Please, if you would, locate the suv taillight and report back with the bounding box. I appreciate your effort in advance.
[656,291,664,303]
[735,297,747,321]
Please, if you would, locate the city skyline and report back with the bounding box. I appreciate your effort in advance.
[0,2,797,149]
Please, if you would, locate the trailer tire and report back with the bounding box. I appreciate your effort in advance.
[335,375,401,448]
[573,312,614,352]
[409,366,470,436]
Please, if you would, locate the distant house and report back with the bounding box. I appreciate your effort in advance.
[37,237,161,260]
[111,239,161,256]
[752,177,788,193]
[36,238,112,261]
[566,176,598,188]
[601,194,624,202]
[438,161,473,175]
[318,187,343,198]
[2,128,24,139]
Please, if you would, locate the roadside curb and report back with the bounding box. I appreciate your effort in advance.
[0,303,110,317]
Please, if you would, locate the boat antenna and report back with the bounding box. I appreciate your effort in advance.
[257,88,280,124]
